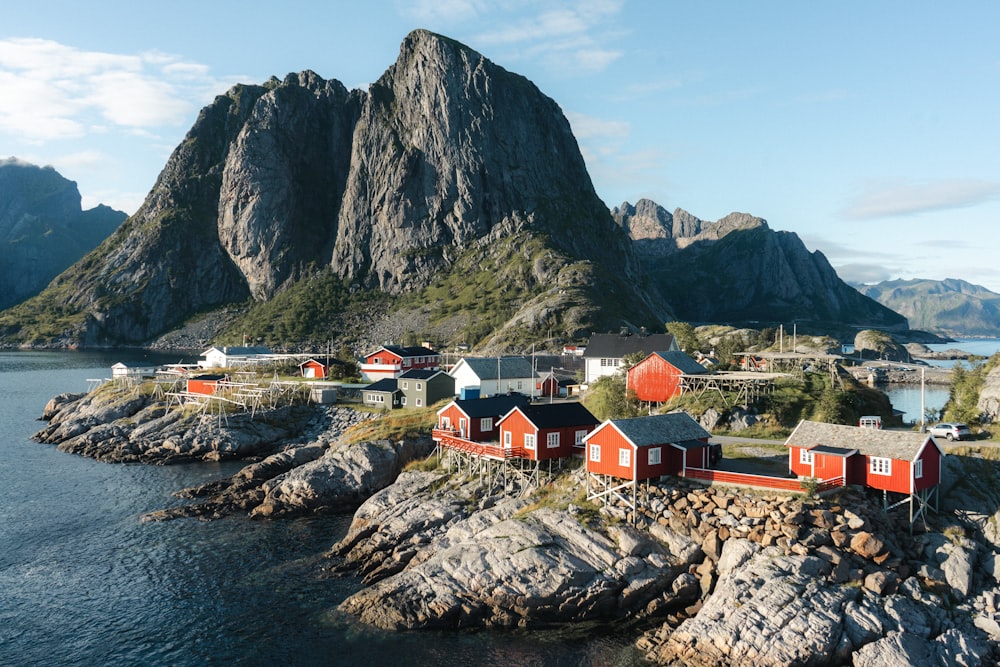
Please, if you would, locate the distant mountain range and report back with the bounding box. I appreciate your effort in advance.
[855,278,1000,337]
[0,159,125,310]
[612,199,906,337]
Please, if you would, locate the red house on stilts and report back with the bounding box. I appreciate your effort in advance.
[785,420,945,528]
[583,412,713,519]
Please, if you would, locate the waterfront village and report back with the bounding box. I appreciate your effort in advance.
[105,330,951,531]
[54,328,1000,664]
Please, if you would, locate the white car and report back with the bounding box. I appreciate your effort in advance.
[927,422,971,441]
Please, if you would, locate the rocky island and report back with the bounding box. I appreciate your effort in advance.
[33,376,1000,666]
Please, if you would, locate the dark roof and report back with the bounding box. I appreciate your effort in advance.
[374,345,439,358]
[599,412,711,447]
[399,369,446,380]
[455,356,537,380]
[671,439,713,450]
[652,351,709,375]
[220,346,271,355]
[191,374,226,381]
[507,402,600,429]
[449,394,531,419]
[584,333,676,358]
[785,420,940,461]
[810,445,856,457]
[365,378,400,393]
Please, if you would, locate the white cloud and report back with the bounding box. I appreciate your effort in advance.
[842,179,1000,219]
[462,0,625,74]
[0,38,225,140]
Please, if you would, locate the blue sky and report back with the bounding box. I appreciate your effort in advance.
[3,1,999,292]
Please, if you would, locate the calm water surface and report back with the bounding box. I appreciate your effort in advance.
[0,351,636,666]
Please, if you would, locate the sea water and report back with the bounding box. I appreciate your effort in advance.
[0,351,635,666]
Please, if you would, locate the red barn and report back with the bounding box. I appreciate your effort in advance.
[360,345,441,382]
[785,420,945,524]
[187,373,227,395]
[584,412,712,482]
[626,351,708,403]
[299,358,329,379]
[435,395,531,442]
[497,403,600,461]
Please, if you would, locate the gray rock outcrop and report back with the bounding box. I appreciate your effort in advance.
[4,30,667,347]
[332,469,702,630]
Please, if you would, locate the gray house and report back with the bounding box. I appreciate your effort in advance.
[362,378,402,409]
[398,369,455,408]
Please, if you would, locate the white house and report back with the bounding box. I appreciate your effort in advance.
[199,346,273,369]
[582,332,679,384]
[449,356,538,398]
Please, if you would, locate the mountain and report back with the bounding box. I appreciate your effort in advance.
[612,199,908,335]
[0,159,125,310]
[0,30,670,349]
[856,278,1000,337]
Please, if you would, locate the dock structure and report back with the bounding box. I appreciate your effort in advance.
[677,370,786,407]
[432,428,544,495]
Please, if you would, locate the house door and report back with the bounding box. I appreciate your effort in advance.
[503,430,512,452]
[459,418,467,438]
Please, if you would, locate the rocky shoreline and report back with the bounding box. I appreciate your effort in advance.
[33,383,1000,665]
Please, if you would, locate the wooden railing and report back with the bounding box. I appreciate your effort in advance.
[682,468,847,494]
[432,428,524,459]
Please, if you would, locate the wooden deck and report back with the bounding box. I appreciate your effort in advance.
[432,428,526,460]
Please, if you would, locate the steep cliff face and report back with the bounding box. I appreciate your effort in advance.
[614,199,907,332]
[1,30,663,347]
[0,159,125,310]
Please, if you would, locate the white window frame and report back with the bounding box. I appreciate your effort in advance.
[416,398,422,407]
[648,447,661,465]
[800,449,814,465]
[400,396,407,405]
[441,416,451,429]
[401,381,409,390]
[870,457,892,476]
[480,417,493,432]
[547,432,560,449]
[589,444,601,462]
[575,429,588,446]
[619,447,631,467]
[524,433,536,450]
[416,382,423,391]
[914,458,923,479]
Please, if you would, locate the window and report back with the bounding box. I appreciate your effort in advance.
[914,459,923,479]
[800,449,814,465]
[401,381,409,390]
[547,432,560,449]
[870,457,892,476]
[648,447,661,465]
[441,417,451,429]
[400,397,407,405]
[524,434,536,450]
[516,381,523,390]
[480,417,493,431]
[589,444,601,462]
[416,398,422,407]
[619,448,631,467]
[416,383,423,391]
[575,430,588,446]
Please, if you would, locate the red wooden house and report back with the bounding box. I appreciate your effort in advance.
[299,358,329,379]
[187,373,227,395]
[785,420,945,524]
[360,345,441,382]
[626,351,708,403]
[584,412,713,482]
[497,403,600,461]
[435,395,531,442]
